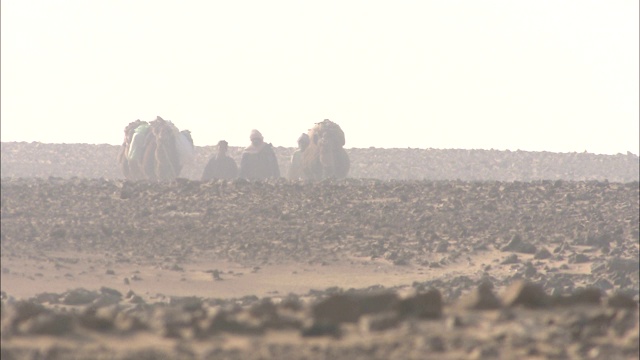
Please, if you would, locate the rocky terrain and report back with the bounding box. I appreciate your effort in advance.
[1,142,638,182]
[1,142,638,359]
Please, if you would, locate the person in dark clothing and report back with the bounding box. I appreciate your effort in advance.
[201,140,238,180]
[288,133,310,180]
[238,129,280,180]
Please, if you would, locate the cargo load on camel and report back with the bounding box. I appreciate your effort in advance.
[301,119,350,180]
[118,116,194,181]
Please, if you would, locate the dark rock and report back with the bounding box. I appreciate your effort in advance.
[501,234,537,254]
[395,289,442,319]
[445,315,464,329]
[457,281,502,310]
[523,262,537,278]
[533,248,552,260]
[19,313,74,336]
[501,254,519,264]
[470,345,500,359]
[312,294,359,324]
[62,288,99,305]
[170,296,203,312]
[31,292,60,304]
[435,241,449,253]
[301,321,341,338]
[553,287,602,306]
[4,301,48,331]
[591,278,614,291]
[250,298,277,319]
[607,293,638,309]
[350,291,399,315]
[78,307,115,332]
[501,281,550,308]
[91,293,122,308]
[428,336,446,352]
[553,242,573,254]
[127,295,146,304]
[606,258,639,275]
[100,287,122,298]
[280,295,303,311]
[569,253,590,264]
[359,312,400,332]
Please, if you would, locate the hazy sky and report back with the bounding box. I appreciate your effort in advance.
[1,1,638,154]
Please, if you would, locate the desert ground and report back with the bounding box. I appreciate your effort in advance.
[1,142,639,359]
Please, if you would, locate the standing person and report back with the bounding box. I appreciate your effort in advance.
[288,133,310,180]
[201,140,238,180]
[238,129,280,180]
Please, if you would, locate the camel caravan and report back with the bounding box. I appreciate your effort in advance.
[118,118,350,182]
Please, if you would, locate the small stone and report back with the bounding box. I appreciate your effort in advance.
[212,270,223,281]
[501,254,519,265]
[569,253,590,264]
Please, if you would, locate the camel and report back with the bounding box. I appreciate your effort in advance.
[301,119,350,180]
[118,117,194,181]
[118,119,148,180]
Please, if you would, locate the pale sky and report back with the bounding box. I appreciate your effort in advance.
[1,1,638,155]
